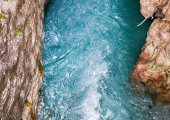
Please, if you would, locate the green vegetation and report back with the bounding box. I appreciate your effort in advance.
[0,13,5,21]
[0,23,2,32]
[14,28,22,36]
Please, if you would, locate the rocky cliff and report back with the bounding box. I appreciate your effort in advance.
[0,0,47,119]
[132,0,170,105]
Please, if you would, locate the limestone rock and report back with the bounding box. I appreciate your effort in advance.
[0,0,47,119]
[132,0,170,105]
[140,0,168,18]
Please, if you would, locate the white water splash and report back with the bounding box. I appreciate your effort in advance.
[79,49,109,120]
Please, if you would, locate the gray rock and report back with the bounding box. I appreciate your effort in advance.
[0,0,47,119]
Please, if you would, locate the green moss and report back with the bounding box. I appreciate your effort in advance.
[14,28,22,36]
[0,13,4,21]
[0,23,2,32]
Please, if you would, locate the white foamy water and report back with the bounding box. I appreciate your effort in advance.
[79,49,109,120]
[40,0,169,119]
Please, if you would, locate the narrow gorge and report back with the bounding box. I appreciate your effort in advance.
[1,0,170,120]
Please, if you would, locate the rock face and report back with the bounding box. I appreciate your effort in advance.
[132,0,170,105]
[0,0,47,119]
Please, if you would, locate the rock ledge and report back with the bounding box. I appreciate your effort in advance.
[132,0,170,105]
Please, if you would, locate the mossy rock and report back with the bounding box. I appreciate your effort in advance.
[36,59,44,77]
[14,28,22,36]
[0,23,2,32]
[0,13,5,21]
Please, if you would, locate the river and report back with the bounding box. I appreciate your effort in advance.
[39,0,170,119]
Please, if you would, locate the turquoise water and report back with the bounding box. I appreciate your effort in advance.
[39,0,170,119]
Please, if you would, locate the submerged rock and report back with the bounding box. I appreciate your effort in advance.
[132,0,170,105]
[0,0,47,119]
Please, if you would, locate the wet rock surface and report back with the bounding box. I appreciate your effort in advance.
[0,0,47,119]
[132,0,170,105]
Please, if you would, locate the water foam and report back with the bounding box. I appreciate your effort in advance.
[79,49,108,120]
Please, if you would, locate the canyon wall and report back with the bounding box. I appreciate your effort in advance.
[132,0,170,105]
[0,0,47,119]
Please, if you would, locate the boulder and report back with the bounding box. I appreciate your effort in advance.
[132,0,170,105]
